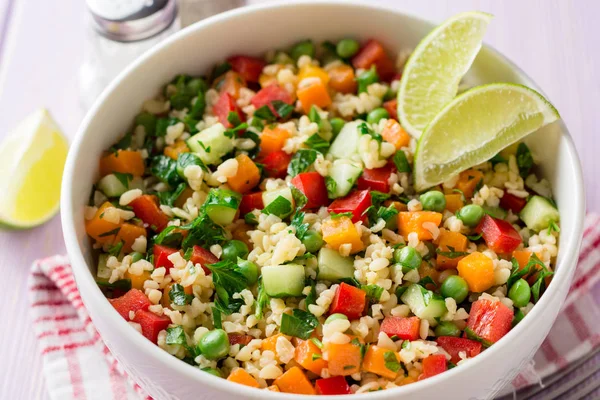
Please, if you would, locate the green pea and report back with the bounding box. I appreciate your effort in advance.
[201,367,222,378]
[291,40,316,61]
[302,230,324,253]
[130,252,143,263]
[366,108,390,125]
[325,313,348,324]
[434,321,461,337]
[394,246,422,271]
[221,240,249,262]
[198,329,230,360]
[273,51,294,65]
[456,204,485,227]
[356,65,379,93]
[186,77,207,94]
[512,309,525,327]
[237,259,259,286]
[508,279,531,308]
[330,118,345,137]
[420,190,446,212]
[336,39,360,59]
[440,275,469,303]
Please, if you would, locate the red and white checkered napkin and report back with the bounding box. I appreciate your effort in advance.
[29,214,600,400]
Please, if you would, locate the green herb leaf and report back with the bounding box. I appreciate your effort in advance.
[466,233,483,241]
[211,62,231,81]
[305,278,317,308]
[166,325,187,345]
[516,143,533,179]
[330,211,353,219]
[310,337,323,349]
[109,132,133,154]
[177,152,208,174]
[189,91,206,119]
[376,204,399,224]
[107,241,124,257]
[507,253,545,290]
[227,111,242,128]
[272,100,294,119]
[363,284,384,301]
[157,182,188,208]
[395,285,408,299]
[261,196,293,218]
[96,278,132,292]
[489,153,507,165]
[436,246,469,259]
[255,278,269,320]
[206,260,247,314]
[547,220,561,235]
[393,150,411,173]
[287,149,318,177]
[358,122,382,142]
[280,309,319,340]
[384,351,400,372]
[154,225,184,248]
[113,172,132,189]
[417,276,437,288]
[290,211,309,241]
[135,112,157,136]
[212,307,222,330]
[254,105,277,122]
[152,155,184,187]
[98,227,121,238]
[304,133,330,152]
[325,176,337,199]
[224,122,248,139]
[156,117,181,137]
[291,186,308,211]
[169,284,193,306]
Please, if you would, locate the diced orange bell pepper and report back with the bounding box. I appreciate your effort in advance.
[259,126,290,157]
[385,200,408,211]
[295,339,328,375]
[298,64,330,85]
[397,211,443,241]
[321,216,364,254]
[297,80,331,114]
[327,64,356,94]
[114,223,146,252]
[455,169,484,199]
[124,270,151,290]
[362,346,400,379]
[164,140,189,160]
[214,70,246,99]
[227,154,261,194]
[85,202,123,244]
[512,250,532,269]
[261,333,284,354]
[457,252,495,292]
[273,366,316,395]
[227,368,259,388]
[99,150,145,177]
[444,194,464,213]
[326,342,362,376]
[436,230,469,269]
[381,119,411,150]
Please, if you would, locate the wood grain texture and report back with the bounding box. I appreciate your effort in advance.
[0,0,598,398]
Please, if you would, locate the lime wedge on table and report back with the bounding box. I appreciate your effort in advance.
[0,109,69,229]
[413,83,560,192]
[398,11,493,138]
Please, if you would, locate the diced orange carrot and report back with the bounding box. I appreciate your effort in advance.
[99,150,145,177]
[455,169,484,199]
[327,64,356,93]
[436,230,469,269]
[512,250,532,269]
[321,216,364,254]
[298,64,330,86]
[114,223,146,252]
[444,194,464,213]
[381,119,411,150]
[362,346,400,379]
[174,187,194,209]
[124,270,151,290]
[397,211,443,241]
[326,342,362,376]
[227,368,260,388]
[161,283,194,308]
[259,126,291,157]
[261,333,284,354]
[85,202,123,244]
[164,140,189,160]
[227,154,261,194]
[294,339,328,375]
[297,80,331,113]
[214,70,246,99]
[273,366,316,395]
[457,252,495,292]
[385,200,408,211]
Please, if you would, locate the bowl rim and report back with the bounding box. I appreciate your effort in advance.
[61,0,586,398]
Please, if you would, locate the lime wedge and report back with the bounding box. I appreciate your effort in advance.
[398,11,493,138]
[413,83,560,192]
[0,109,69,229]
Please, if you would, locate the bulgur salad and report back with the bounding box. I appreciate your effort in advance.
[85,35,561,395]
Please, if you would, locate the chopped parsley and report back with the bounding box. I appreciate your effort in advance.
[384,351,400,372]
[304,133,330,152]
[516,143,534,178]
[113,172,132,189]
[205,260,247,314]
[280,309,319,340]
[272,100,294,119]
[287,149,318,177]
[436,246,469,259]
[254,278,269,320]
[169,284,193,306]
[358,122,383,142]
[330,211,353,219]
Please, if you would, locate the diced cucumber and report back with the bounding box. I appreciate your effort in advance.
[317,247,355,282]
[520,195,560,232]
[186,123,234,165]
[483,205,507,220]
[204,188,241,226]
[262,187,294,219]
[96,254,111,280]
[400,284,447,324]
[261,264,305,297]
[328,120,363,159]
[97,174,129,197]
[328,159,362,198]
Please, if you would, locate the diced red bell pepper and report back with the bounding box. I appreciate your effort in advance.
[291,172,329,210]
[190,245,218,274]
[357,164,393,193]
[418,354,448,380]
[109,289,151,321]
[261,150,292,178]
[379,316,421,341]
[239,192,264,215]
[475,214,522,254]
[383,98,398,121]
[153,244,179,271]
[132,310,171,344]
[129,195,170,232]
[500,193,528,214]
[466,299,513,346]
[315,376,352,395]
[352,39,396,81]
[228,333,253,346]
[250,84,294,116]
[328,190,372,223]
[227,55,265,83]
[213,92,243,128]
[329,283,366,320]
[436,336,482,364]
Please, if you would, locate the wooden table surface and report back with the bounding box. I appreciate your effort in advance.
[0,0,598,398]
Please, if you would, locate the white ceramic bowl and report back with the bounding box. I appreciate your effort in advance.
[61,1,585,399]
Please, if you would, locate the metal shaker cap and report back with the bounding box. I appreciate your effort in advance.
[86,0,177,42]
